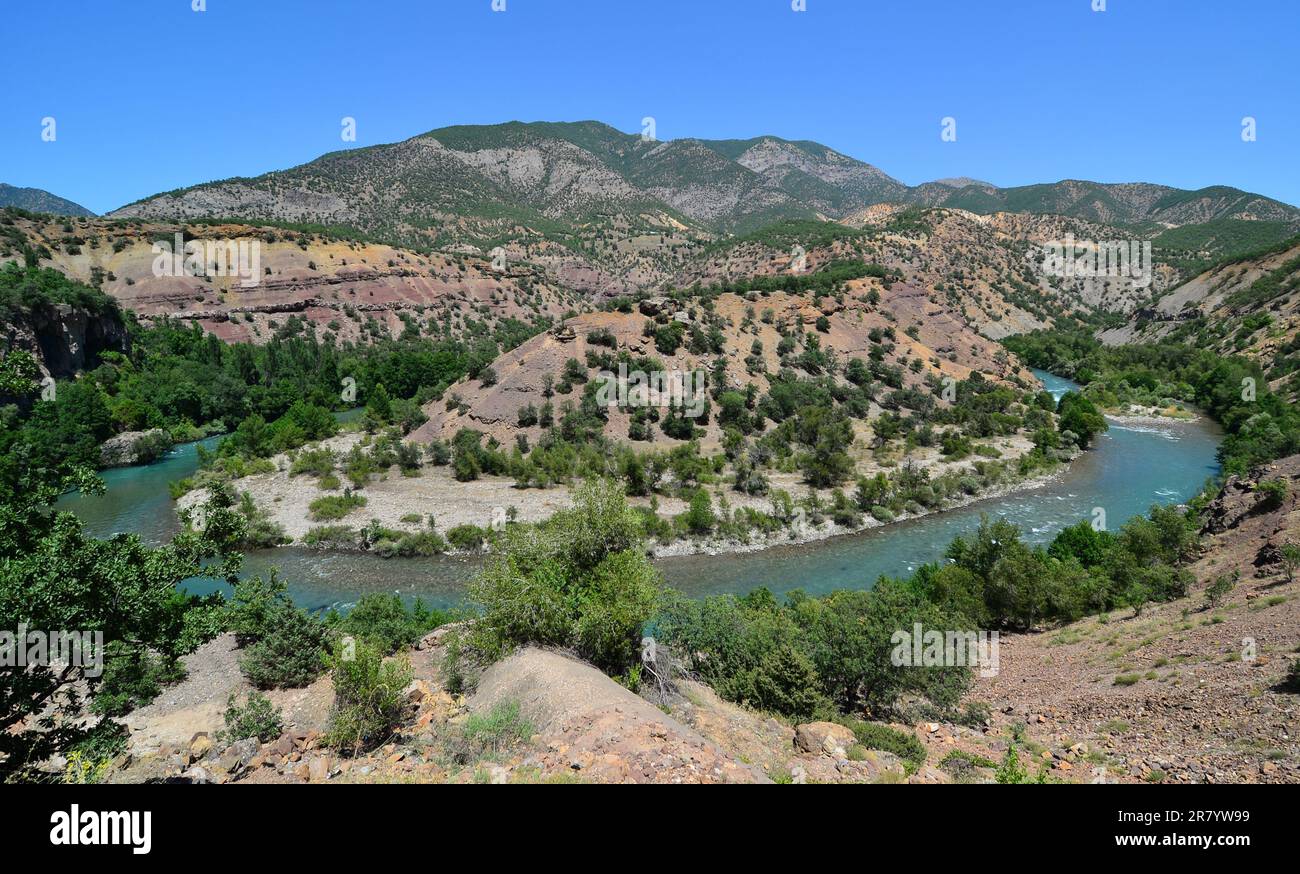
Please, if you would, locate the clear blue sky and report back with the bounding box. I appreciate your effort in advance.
[3,0,1296,214]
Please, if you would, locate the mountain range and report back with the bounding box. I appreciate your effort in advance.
[107,121,1300,270]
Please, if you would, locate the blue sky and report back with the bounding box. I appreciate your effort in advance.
[3,0,1296,214]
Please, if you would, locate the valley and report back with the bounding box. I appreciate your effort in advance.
[3,118,1298,790]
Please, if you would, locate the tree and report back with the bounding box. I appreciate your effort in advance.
[1056,392,1107,448]
[366,382,393,423]
[1204,573,1236,609]
[683,489,715,535]
[0,463,236,778]
[1048,520,1115,568]
[794,405,855,487]
[1281,542,1300,583]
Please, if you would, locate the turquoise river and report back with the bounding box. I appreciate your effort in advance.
[57,371,1222,612]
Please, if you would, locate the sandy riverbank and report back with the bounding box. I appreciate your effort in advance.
[1103,403,1200,425]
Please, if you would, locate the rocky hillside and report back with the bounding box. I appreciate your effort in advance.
[971,454,1300,784]
[1100,236,1300,400]
[911,179,1298,226]
[0,210,585,347]
[410,240,1036,451]
[0,295,127,380]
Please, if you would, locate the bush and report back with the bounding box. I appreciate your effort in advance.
[833,718,927,774]
[1204,573,1236,609]
[658,580,971,721]
[220,691,284,743]
[995,744,1033,784]
[681,489,715,535]
[374,529,448,557]
[656,590,829,720]
[1285,658,1300,692]
[328,594,450,654]
[302,525,359,548]
[290,447,336,477]
[1056,392,1107,448]
[308,492,366,521]
[464,479,659,676]
[446,524,490,551]
[227,573,287,645]
[230,576,330,688]
[91,643,186,717]
[1257,478,1288,510]
[324,637,413,755]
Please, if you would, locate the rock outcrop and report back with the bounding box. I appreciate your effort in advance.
[100,428,171,468]
[1,302,128,379]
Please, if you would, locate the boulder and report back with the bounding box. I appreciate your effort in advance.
[307,755,332,783]
[179,766,214,785]
[100,428,171,468]
[216,737,259,776]
[793,722,856,757]
[188,732,213,762]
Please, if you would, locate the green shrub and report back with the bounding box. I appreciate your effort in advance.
[91,642,186,717]
[995,744,1033,784]
[373,529,448,557]
[227,574,287,645]
[324,637,413,755]
[290,447,336,477]
[835,718,927,774]
[303,525,358,548]
[1257,478,1288,510]
[1204,573,1236,609]
[328,594,450,654]
[230,576,330,688]
[446,523,490,551]
[681,489,715,535]
[1284,658,1300,692]
[659,580,972,720]
[220,691,284,743]
[940,749,997,780]
[308,492,367,521]
[464,479,659,676]
[656,590,829,719]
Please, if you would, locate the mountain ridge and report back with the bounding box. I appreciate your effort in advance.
[108,119,1299,228]
[100,120,1300,297]
[0,183,96,217]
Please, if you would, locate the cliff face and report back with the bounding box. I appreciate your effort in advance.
[1199,453,1300,575]
[1,302,129,379]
